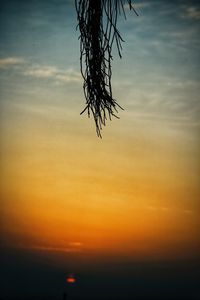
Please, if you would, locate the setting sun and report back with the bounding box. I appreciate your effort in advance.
[66,275,76,284]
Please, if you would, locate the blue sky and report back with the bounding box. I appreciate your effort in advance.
[0,0,200,131]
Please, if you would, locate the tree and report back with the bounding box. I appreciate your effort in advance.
[75,0,137,137]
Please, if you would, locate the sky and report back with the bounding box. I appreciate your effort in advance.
[0,0,200,299]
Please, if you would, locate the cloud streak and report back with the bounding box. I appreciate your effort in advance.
[24,64,81,83]
[182,6,200,20]
[145,206,194,215]
[0,56,81,84]
[124,2,150,11]
[0,57,25,68]
[18,244,83,253]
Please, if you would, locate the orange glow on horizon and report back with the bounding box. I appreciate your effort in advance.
[1,113,199,264]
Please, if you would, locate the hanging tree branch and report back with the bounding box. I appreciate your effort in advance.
[75,0,137,137]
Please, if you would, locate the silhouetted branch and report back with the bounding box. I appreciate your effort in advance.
[75,0,137,137]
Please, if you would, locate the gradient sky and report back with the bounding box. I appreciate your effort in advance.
[0,0,200,299]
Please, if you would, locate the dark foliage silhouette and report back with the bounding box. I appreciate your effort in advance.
[75,0,137,136]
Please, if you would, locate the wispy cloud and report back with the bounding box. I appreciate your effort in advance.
[18,244,83,253]
[145,206,194,215]
[124,2,150,10]
[68,241,83,247]
[0,56,81,84]
[0,57,25,68]
[24,65,58,78]
[16,240,83,254]
[31,245,82,253]
[24,64,81,83]
[182,6,200,20]
[146,206,169,212]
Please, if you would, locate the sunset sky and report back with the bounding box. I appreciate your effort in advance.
[0,0,200,299]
